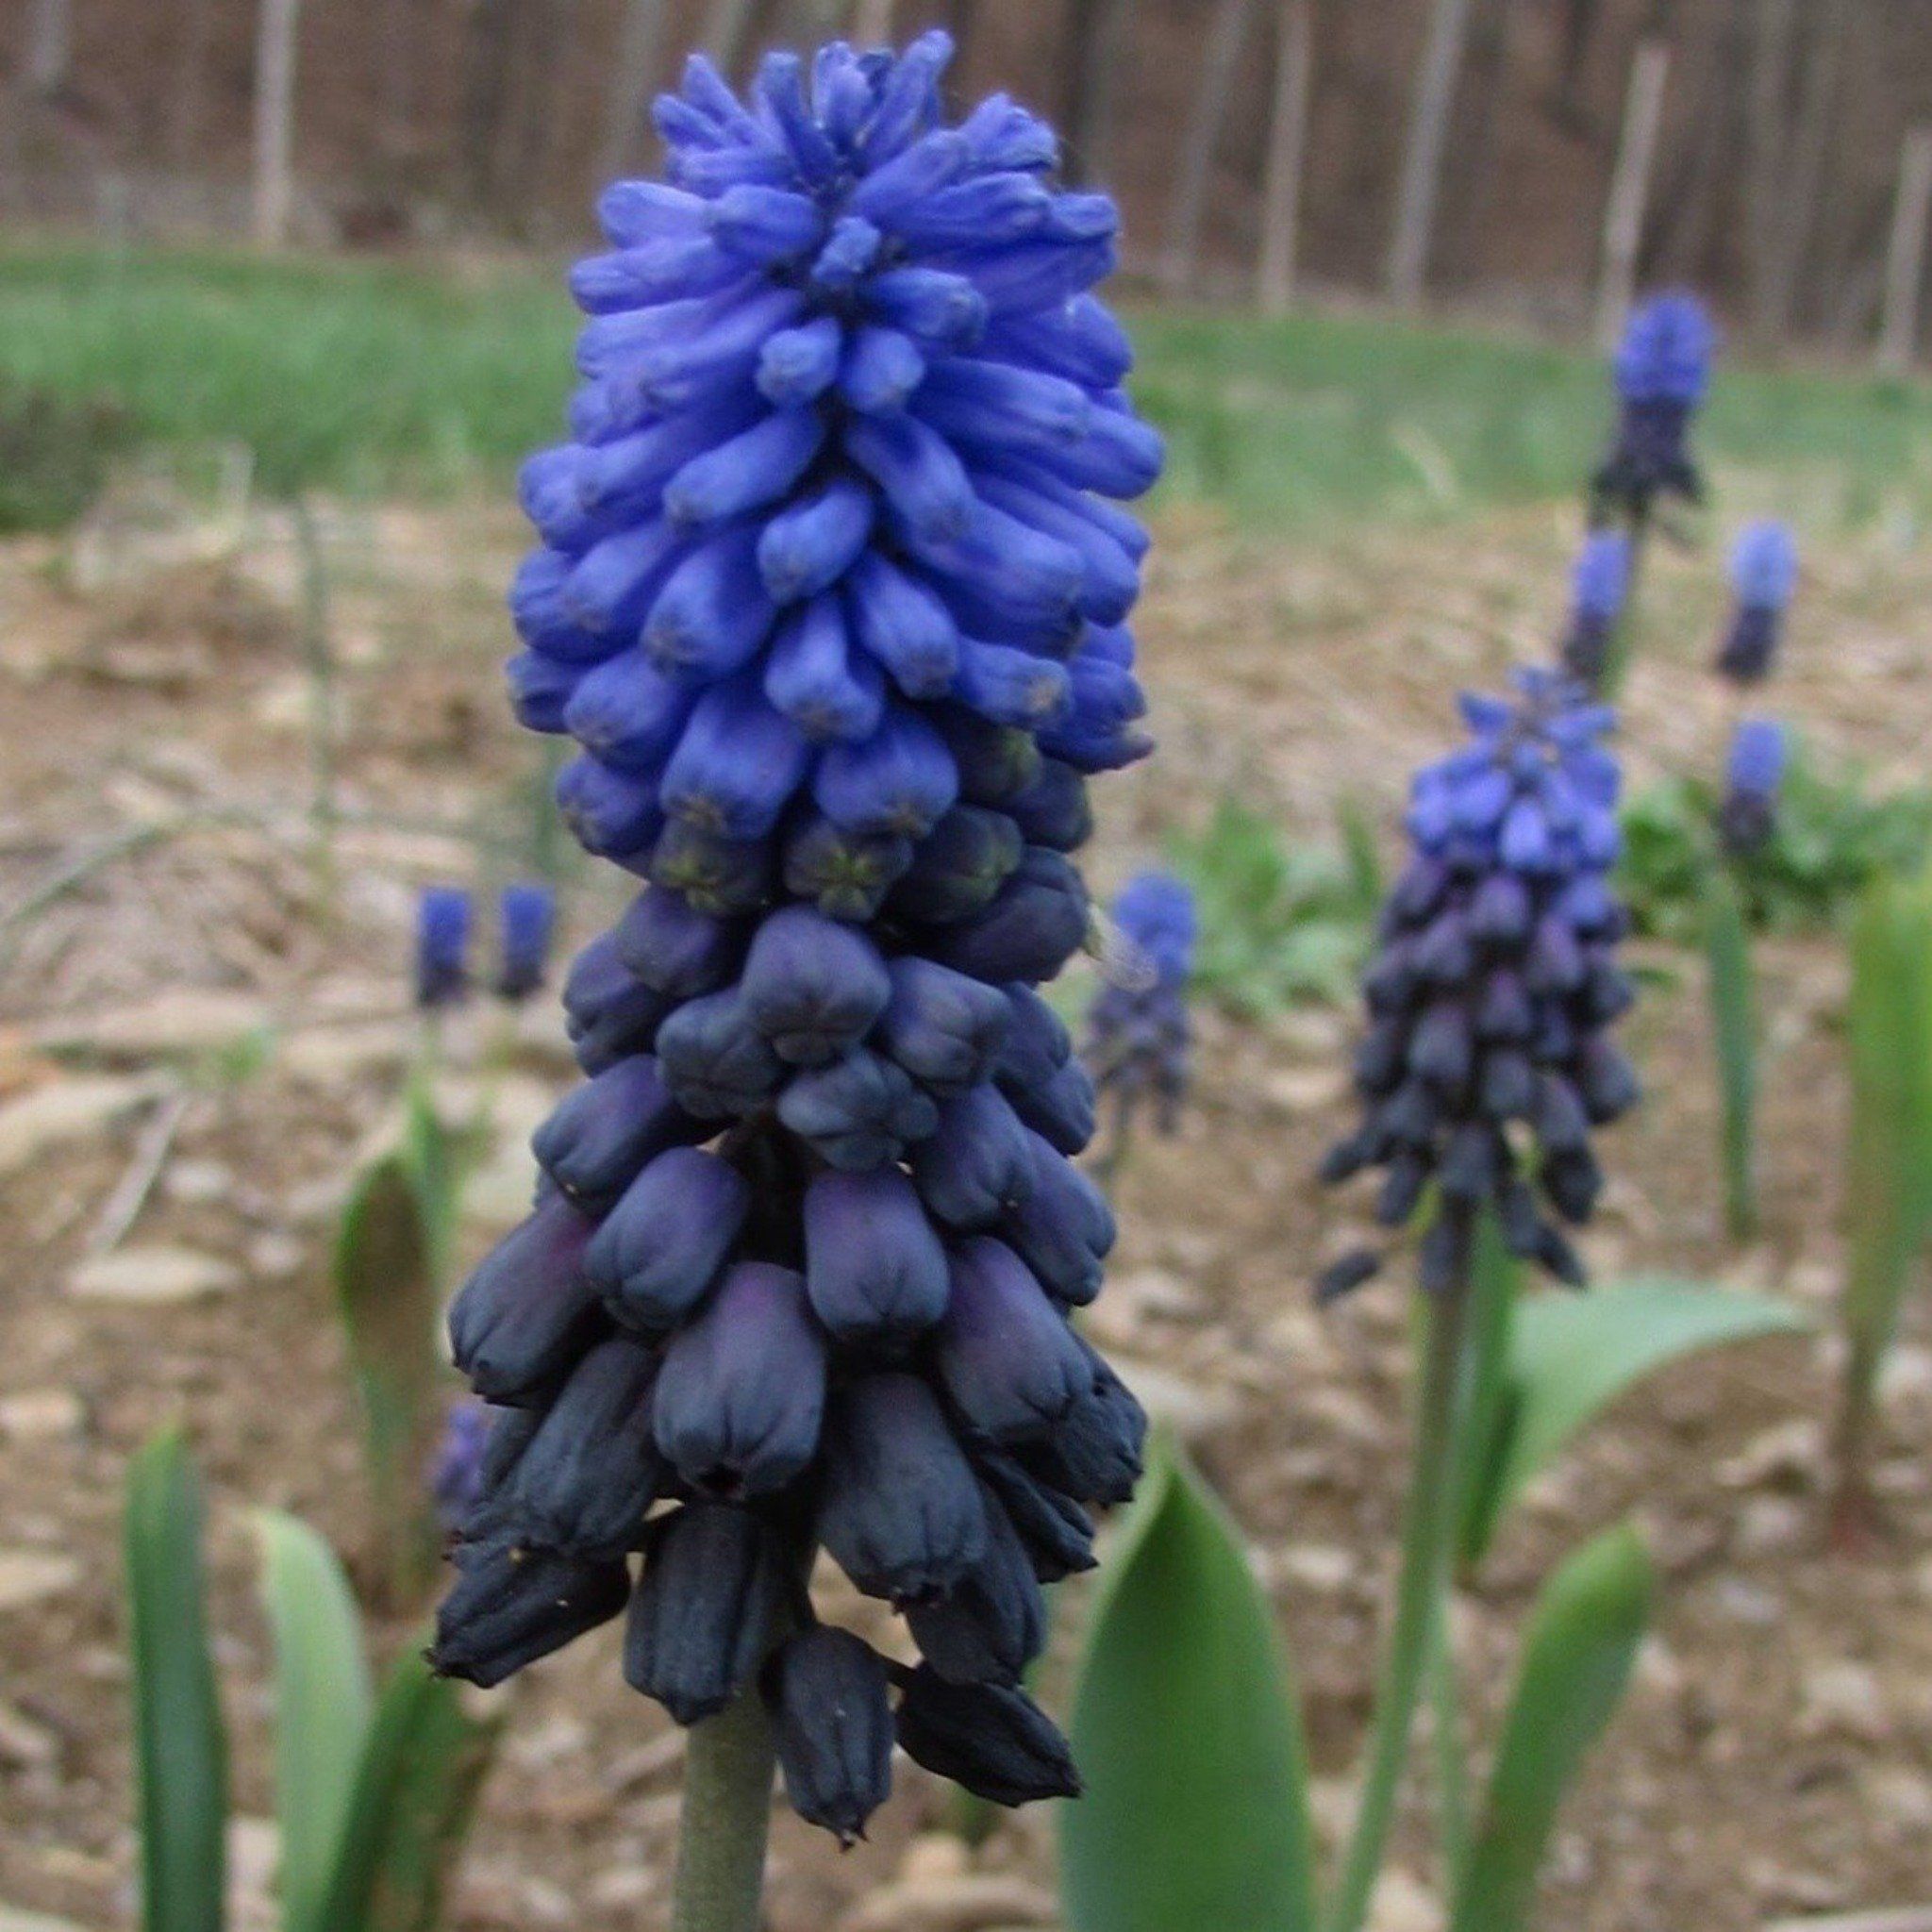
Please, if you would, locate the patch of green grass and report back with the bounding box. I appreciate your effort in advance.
[4,243,1931,528]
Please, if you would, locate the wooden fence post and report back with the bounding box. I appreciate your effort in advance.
[1257,0,1314,315]
[1383,0,1477,308]
[1593,36,1670,352]
[1159,0,1257,294]
[1877,125,1932,375]
[252,0,301,249]
[596,0,669,188]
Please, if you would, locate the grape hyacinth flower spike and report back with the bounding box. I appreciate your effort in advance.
[1557,529,1631,692]
[1715,521,1798,685]
[1717,717,1788,861]
[1591,291,1713,531]
[1321,669,1640,1297]
[495,881,559,1002]
[1085,871,1194,1155]
[415,887,472,1009]
[433,29,1161,1891]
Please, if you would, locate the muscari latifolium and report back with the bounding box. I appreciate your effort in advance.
[431,27,1164,1857]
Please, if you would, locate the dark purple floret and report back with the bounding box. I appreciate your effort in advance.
[432,27,1159,1840]
[1321,671,1639,1293]
[1591,292,1713,529]
[415,887,472,1009]
[1083,870,1194,1148]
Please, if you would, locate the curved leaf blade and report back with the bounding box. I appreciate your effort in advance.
[318,1645,501,1932]
[1450,1523,1654,1932]
[125,1424,227,1932]
[1061,1439,1317,1932]
[1487,1276,1807,1539]
[256,1510,374,1932]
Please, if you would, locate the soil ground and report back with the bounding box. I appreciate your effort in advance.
[3,482,1931,1932]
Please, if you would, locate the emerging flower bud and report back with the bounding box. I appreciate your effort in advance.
[432,1540,630,1688]
[764,1627,895,1845]
[894,1666,1081,1806]
[448,1193,604,1405]
[588,1146,750,1331]
[934,1238,1094,1441]
[803,1169,951,1341]
[625,1504,789,1724]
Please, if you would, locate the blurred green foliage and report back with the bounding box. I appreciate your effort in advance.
[1620,748,1932,941]
[0,378,132,531]
[1167,796,1379,1014]
[9,246,1932,529]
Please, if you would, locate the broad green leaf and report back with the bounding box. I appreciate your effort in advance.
[256,1511,374,1932]
[1450,1523,1654,1932]
[125,1425,227,1932]
[1062,1439,1317,1932]
[1480,1277,1807,1547]
[1703,865,1759,1242]
[1451,1210,1523,1570]
[1841,874,1932,1416]
[317,1646,501,1932]
[333,1152,443,1597]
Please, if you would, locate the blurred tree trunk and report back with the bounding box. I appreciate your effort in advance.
[167,0,216,167]
[1257,0,1314,314]
[1758,0,1850,339]
[1593,35,1669,349]
[1877,125,1932,374]
[1057,0,1137,187]
[1159,0,1257,292]
[702,0,763,77]
[458,0,520,212]
[25,0,73,97]
[1439,0,1521,287]
[1553,0,1602,125]
[376,0,420,161]
[1384,0,1478,306]
[1643,0,1745,284]
[596,0,670,189]
[252,0,300,247]
[849,0,895,42]
[1744,0,1796,335]
[941,0,979,76]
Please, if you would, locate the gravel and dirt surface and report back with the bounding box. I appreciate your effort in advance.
[3,481,1931,1932]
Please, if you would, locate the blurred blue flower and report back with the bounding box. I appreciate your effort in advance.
[430,1397,492,1532]
[494,882,558,1002]
[435,30,1159,1840]
[1717,717,1788,858]
[1085,872,1194,1141]
[1717,522,1798,684]
[414,888,472,1009]
[1558,529,1631,691]
[1321,670,1639,1295]
[1592,291,1713,527]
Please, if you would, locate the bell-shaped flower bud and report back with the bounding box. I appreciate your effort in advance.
[776,1048,940,1170]
[1000,1133,1113,1305]
[739,905,892,1065]
[926,848,1088,985]
[888,805,1024,924]
[647,820,774,918]
[764,1627,894,1845]
[563,934,670,1075]
[933,1237,1094,1441]
[532,1054,701,1206]
[813,704,960,839]
[654,989,787,1118]
[613,885,746,999]
[782,817,913,923]
[894,1666,1080,1806]
[976,1448,1096,1583]
[803,1169,950,1340]
[817,1374,988,1600]
[1024,1344,1145,1506]
[875,958,1013,1094]
[448,1193,605,1404]
[905,1487,1047,1685]
[659,680,814,841]
[653,1262,826,1495]
[503,1336,665,1556]
[432,1539,630,1689]
[763,596,887,744]
[625,1504,789,1724]
[588,1146,750,1330]
[910,1082,1035,1228]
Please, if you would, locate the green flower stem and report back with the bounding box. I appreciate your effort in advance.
[1425,1610,1469,1886]
[671,1691,775,1932]
[1324,1232,1473,1932]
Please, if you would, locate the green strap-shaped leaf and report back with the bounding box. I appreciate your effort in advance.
[1062,1439,1318,1932]
[317,1646,502,1932]
[1450,1523,1655,1932]
[333,1151,443,1596]
[1452,1210,1523,1569]
[125,1425,227,1932]
[256,1511,374,1932]
[1477,1276,1807,1551]
[1703,864,1759,1243]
